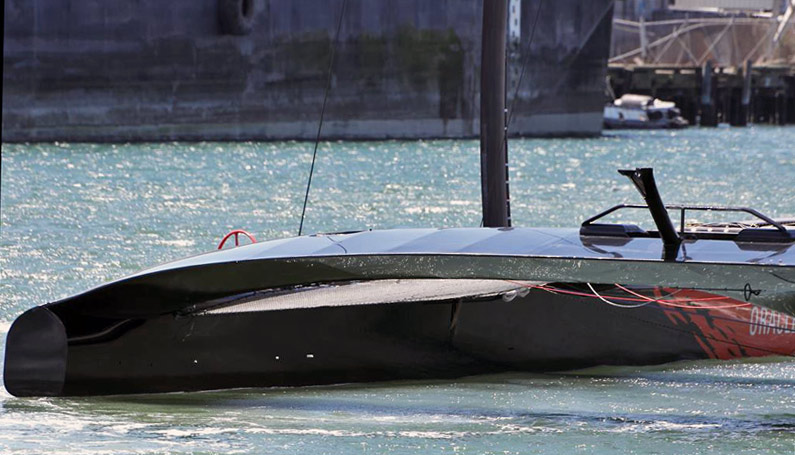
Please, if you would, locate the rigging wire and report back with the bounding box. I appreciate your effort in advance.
[506,280,757,309]
[506,0,544,129]
[505,280,794,334]
[586,282,651,308]
[613,283,752,309]
[298,0,348,236]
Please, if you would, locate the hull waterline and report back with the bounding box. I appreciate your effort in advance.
[4,227,795,396]
[5,280,794,397]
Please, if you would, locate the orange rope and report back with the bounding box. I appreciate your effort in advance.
[613,284,751,309]
[504,280,751,309]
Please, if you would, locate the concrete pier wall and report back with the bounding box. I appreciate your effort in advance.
[2,0,614,142]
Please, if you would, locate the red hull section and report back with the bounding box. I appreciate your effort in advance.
[657,288,795,359]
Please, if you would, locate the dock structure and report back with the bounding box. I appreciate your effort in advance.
[607,64,795,126]
[2,0,615,142]
[608,1,795,126]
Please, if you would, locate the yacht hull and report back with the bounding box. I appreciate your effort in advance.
[6,283,793,396]
[5,227,795,396]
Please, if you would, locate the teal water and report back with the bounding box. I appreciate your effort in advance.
[1,127,794,453]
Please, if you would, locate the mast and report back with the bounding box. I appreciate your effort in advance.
[480,0,510,227]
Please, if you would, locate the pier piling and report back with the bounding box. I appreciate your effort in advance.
[608,63,795,127]
[700,61,717,127]
[736,60,752,127]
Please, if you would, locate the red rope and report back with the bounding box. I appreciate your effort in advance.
[505,280,751,309]
[613,283,751,309]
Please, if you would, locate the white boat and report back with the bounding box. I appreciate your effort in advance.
[604,94,688,129]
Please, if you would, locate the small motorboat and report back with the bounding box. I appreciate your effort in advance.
[604,94,689,129]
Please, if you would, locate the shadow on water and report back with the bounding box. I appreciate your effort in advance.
[562,357,795,388]
[1,365,790,436]
[32,395,792,436]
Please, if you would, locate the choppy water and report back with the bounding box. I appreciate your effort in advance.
[1,127,794,454]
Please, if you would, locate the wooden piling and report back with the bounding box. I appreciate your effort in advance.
[606,63,794,127]
[736,60,752,127]
[776,92,787,125]
[700,61,718,127]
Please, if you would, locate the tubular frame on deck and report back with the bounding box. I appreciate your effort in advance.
[610,14,794,66]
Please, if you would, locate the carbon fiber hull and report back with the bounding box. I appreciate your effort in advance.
[5,227,794,396]
[5,281,794,396]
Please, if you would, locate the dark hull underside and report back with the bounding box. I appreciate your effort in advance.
[6,282,794,397]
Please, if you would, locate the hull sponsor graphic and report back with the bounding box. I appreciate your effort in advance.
[656,288,795,359]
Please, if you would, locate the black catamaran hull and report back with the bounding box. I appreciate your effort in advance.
[6,226,795,396]
[6,277,794,397]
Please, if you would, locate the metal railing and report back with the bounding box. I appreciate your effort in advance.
[581,203,790,236]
